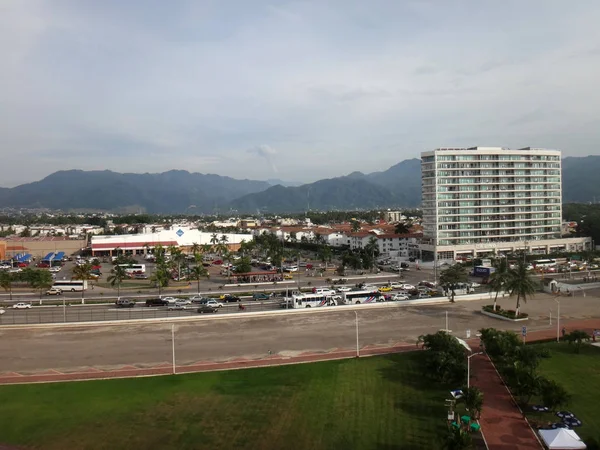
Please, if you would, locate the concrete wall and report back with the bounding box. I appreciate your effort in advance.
[2,238,86,258]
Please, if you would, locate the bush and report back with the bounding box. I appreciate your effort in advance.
[482,304,528,319]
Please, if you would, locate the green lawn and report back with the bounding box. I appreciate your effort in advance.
[527,342,600,444]
[0,352,449,450]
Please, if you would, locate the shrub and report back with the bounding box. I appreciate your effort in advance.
[482,304,528,319]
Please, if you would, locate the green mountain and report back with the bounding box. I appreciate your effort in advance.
[0,170,270,214]
[1,156,599,213]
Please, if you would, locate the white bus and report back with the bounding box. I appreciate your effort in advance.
[342,290,385,305]
[118,264,146,274]
[52,280,88,292]
[291,293,339,308]
[533,259,557,269]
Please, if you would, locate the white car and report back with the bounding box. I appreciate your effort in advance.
[336,286,352,293]
[0,308,5,315]
[389,282,404,289]
[13,302,32,309]
[400,284,416,291]
[162,297,178,304]
[470,282,481,288]
[205,299,224,308]
[49,266,61,273]
[168,303,188,311]
[0,264,11,269]
[390,293,410,301]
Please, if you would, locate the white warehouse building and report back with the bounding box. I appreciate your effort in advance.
[420,146,592,260]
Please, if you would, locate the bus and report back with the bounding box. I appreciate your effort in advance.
[291,293,339,308]
[51,280,88,292]
[533,259,557,269]
[342,290,385,305]
[118,264,146,274]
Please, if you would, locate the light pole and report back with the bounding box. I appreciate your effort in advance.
[354,311,359,357]
[171,324,176,374]
[467,352,484,389]
[555,298,560,342]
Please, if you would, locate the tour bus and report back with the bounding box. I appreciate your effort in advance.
[51,280,88,292]
[118,264,146,274]
[291,292,339,308]
[341,290,385,305]
[533,259,557,269]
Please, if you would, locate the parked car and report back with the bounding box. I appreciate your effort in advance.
[146,298,168,307]
[46,288,62,296]
[13,302,32,309]
[220,294,240,303]
[197,305,218,314]
[48,267,62,273]
[252,293,271,301]
[115,299,136,308]
[212,259,223,265]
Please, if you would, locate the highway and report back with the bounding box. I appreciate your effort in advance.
[1,288,599,375]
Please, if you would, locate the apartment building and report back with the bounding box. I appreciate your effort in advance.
[421,146,591,260]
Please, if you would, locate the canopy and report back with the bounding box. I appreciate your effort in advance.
[539,429,586,449]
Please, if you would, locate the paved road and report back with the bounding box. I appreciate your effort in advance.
[1,289,599,374]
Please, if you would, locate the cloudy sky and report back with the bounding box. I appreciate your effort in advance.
[1,1,599,187]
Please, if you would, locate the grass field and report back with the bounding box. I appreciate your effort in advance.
[527,342,600,444]
[0,353,449,450]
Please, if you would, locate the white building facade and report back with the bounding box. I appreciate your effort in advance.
[421,146,591,260]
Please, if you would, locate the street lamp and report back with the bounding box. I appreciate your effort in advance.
[467,352,484,389]
[354,311,359,357]
[555,298,560,342]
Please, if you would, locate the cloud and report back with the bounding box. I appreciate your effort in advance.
[248,145,279,173]
[1,1,600,186]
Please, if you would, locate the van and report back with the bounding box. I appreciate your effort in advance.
[115,298,136,308]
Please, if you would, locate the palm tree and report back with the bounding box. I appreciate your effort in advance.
[319,246,332,272]
[210,233,219,251]
[31,269,53,301]
[505,259,537,316]
[189,264,209,295]
[72,262,93,304]
[219,234,229,251]
[107,265,128,300]
[488,258,510,311]
[0,271,14,302]
[565,330,591,353]
[351,220,361,233]
[394,222,411,234]
[442,426,473,450]
[190,242,201,258]
[461,386,484,420]
[439,264,469,302]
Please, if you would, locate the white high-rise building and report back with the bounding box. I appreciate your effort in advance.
[420,146,591,260]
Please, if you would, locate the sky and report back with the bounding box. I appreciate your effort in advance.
[1,0,600,187]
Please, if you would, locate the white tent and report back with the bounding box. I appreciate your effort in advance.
[539,429,586,449]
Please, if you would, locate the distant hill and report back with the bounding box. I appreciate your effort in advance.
[0,156,598,213]
[0,170,270,214]
[228,159,422,213]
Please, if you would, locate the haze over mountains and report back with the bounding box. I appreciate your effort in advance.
[0,156,598,214]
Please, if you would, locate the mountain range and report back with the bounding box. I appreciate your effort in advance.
[0,156,598,213]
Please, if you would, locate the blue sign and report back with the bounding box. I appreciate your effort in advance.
[176,229,184,237]
[522,326,527,336]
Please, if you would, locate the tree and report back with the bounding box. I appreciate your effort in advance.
[351,220,361,233]
[210,233,219,250]
[539,378,571,411]
[189,264,209,295]
[394,222,411,234]
[505,260,537,316]
[461,386,484,420]
[234,256,252,274]
[190,242,201,257]
[488,258,510,311]
[565,330,591,353]
[72,263,93,304]
[0,271,14,302]
[319,246,333,271]
[30,270,53,300]
[363,236,380,272]
[107,265,128,300]
[439,264,469,302]
[442,426,473,450]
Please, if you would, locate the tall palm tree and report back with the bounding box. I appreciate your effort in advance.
[72,262,93,304]
[190,242,201,258]
[210,233,219,251]
[488,258,510,311]
[189,264,209,295]
[319,246,332,272]
[351,221,361,233]
[505,259,537,316]
[107,264,128,300]
[219,234,229,251]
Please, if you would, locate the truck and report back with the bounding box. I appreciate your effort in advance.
[473,266,496,277]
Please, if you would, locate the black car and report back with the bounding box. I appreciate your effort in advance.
[115,298,136,308]
[146,298,168,307]
[197,305,218,314]
[221,294,241,303]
